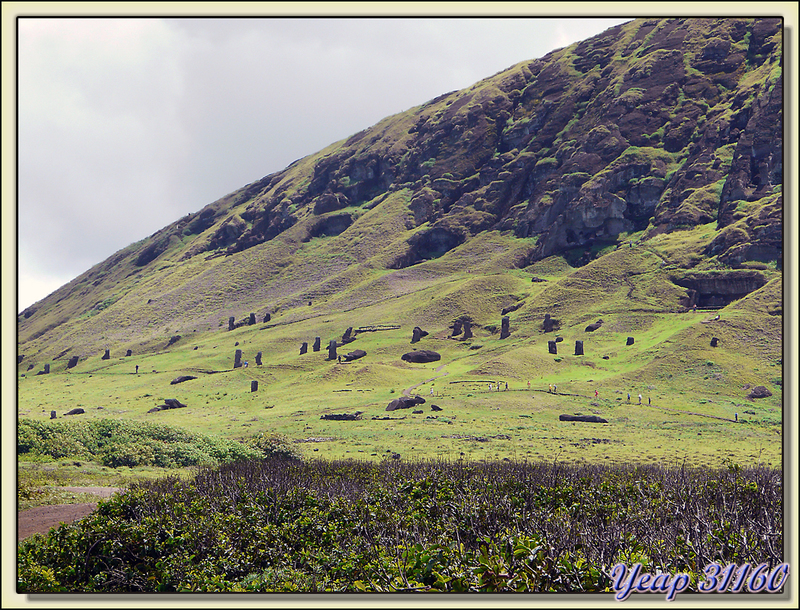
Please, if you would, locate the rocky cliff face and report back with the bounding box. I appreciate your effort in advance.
[167,17,781,271]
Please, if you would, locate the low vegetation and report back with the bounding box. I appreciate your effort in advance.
[17,456,782,593]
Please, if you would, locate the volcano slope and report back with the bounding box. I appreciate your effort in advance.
[17,17,783,468]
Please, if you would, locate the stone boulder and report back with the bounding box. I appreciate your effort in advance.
[401,350,441,364]
[747,386,773,399]
[386,395,426,411]
[64,408,85,416]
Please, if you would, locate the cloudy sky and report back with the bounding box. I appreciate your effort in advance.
[12,9,640,312]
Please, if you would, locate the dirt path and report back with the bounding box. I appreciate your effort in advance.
[402,363,449,396]
[18,487,123,542]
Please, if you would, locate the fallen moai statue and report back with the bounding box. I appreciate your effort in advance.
[401,350,441,363]
[386,395,426,411]
[170,375,197,385]
[559,414,608,423]
[148,398,188,413]
[320,411,364,421]
[341,349,367,362]
[585,319,604,332]
[64,408,85,416]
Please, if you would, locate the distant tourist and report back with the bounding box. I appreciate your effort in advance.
[638,394,642,405]
[135,365,139,374]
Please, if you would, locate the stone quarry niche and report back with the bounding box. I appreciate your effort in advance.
[392,227,465,268]
[306,213,353,240]
[672,270,767,308]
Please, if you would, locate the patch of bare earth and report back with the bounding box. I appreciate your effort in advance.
[18,487,122,542]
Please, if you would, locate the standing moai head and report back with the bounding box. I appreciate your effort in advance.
[50,410,56,419]
[102,349,110,360]
[234,349,243,368]
[328,340,338,360]
[626,337,635,346]
[411,327,422,343]
[462,320,473,340]
[263,312,271,323]
[67,355,79,369]
[710,337,719,347]
[574,340,584,356]
[342,327,354,344]
[228,316,236,331]
[126,349,132,357]
[500,316,510,339]
[43,364,50,374]
[548,340,558,355]
[249,313,256,325]
[251,380,259,393]
[300,342,308,355]
[313,337,321,352]
[255,351,262,365]
[451,319,463,337]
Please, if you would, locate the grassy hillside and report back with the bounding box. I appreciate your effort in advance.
[17,224,782,469]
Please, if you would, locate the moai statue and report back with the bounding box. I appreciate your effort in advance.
[50,411,56,420]
[251,380,259,393]
[575,340,584,356]
[342,327,354,344]
[313,337,321,352]
[626,337,635,346]
[300,342,308,355]
[328,340,338,361]
[548,340,558,355]
[462,320,473,340]
[234,349,243,369]
[43,364,50,374]
[710,337,719,347]
[67,356,79,369]
[228,316,236,331]
[543,314,554,333]
[255,351,262,365]
[500,316,510,339]
[451,319,463,337]
[126,349,132,356]
[411,327,423,343]
[249,313,256,325]
[102,349,110,360]
[263,313,271,323]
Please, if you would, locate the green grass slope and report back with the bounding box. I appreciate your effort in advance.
[18,223,782,470]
